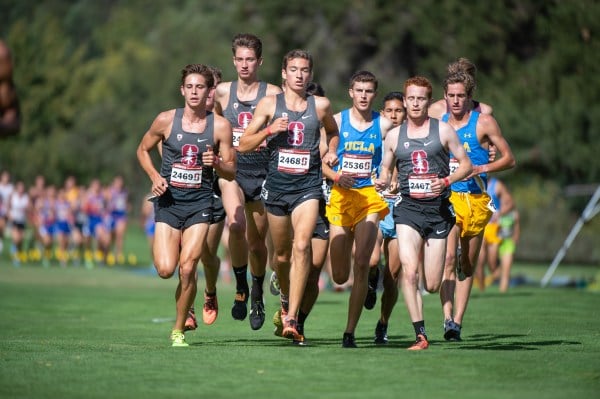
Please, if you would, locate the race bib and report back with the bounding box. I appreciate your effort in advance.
[171,163,202,188]
[408,173,437,199]
[341,153,373,178]
[232,128,243,149]
[449,158,459,175]
[322,179,332,205]
[487,198,497,213]
[277,148,310,174]
[233,127,266,150]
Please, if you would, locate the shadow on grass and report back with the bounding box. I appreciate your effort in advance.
[196,334,413,348]
[441,333,581,351]
[470,291,534,299]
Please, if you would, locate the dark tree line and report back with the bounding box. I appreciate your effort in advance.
[1,0,598,262]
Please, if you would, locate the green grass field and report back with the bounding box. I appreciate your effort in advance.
[0,227,599,399]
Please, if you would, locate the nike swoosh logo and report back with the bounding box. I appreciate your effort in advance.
[197,138,208,143]
[202,213,210,217]
[424,141,433,146]
[436,229,446,234]
[323,229,330,234]
[301,115,311,119]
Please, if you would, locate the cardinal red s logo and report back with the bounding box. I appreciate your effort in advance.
[238,112,253,129]
[411,150,429,174]
[181,144,199,166]
[287,121,305,146]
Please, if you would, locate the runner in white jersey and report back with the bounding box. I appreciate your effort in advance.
[7,180,29,264]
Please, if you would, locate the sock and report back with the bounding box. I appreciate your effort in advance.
[412,320,426,339]
[298,310,309,325]
[251,273,265,299]
[280,294,289,313]
[205,289,216,297]
[233,265,248,293]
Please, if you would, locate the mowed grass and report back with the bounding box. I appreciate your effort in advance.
[1,224,599,399]
[1,261,599,399]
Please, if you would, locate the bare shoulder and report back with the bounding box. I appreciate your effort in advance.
[428,99,446,119]
[379,115,394,132]
[477,112,500,130]
[154,109,176,128]
[215,81,232,99]
[265,83,283,95]
[257,93,277,108]
[479,101,494,115]
[314,95,332,110]
[213,113,232,130]
[437,119,457,140]
[386,125,400,150]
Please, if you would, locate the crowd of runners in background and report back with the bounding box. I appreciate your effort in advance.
[0,172,131,268]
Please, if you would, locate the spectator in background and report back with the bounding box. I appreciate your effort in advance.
[475,177,515,291]
[0,170,14,255]
[7,180,29,265]
[107,175,129,264]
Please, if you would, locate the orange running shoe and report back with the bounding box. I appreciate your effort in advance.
[202,292,218,325]
[407,334,429,351]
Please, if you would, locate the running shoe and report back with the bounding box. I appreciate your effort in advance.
[407,334,429,351]
[282,317,303,341]
[249,297,265,330]
[184,307,198,331]
[342,332,357,348]
[364,266,379,310]
[170,330,189,347]
[269,271,280,296]
[293,323,307,346]
[202,292,218,325]
[273,308,284,337]
[443,319,462,341]
[374,320,388,344]
[231,290,248,321]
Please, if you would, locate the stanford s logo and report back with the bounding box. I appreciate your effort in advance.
[181,144,199,166]
[288,121,305,146]
[238,112,253,129]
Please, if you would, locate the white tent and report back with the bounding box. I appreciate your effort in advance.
[541,185,600,287]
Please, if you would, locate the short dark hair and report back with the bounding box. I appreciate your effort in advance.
[349,70,378,91]
[232,33,262,58]
[382,91,404,104]
[181,64,214,88]
[282,49,313,72]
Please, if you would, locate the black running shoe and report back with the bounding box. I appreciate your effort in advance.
[231,290,249,321]
[249,298,265,330]
[443,319,462,341]
[374,320,388,344]
[364,266,379,310]
[342,332,357,348]
[293,323,307,346]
